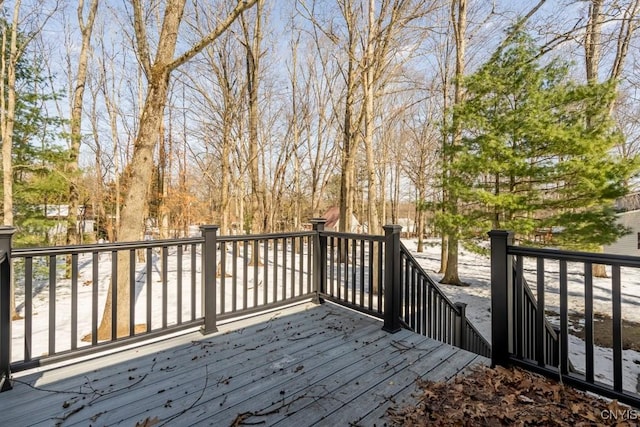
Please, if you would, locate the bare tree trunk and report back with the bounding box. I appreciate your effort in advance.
[66,0,99,247]
[441,0,466,286]
[363,0,380,237]
[95,0,257,340]
[1,4,19,319]
[583,0,639,278]
[241,0,264,234]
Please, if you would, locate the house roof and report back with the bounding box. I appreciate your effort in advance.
[322,206,340,229]
[321,206,360,229]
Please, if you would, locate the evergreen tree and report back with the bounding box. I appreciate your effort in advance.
[445,31,636,250]
[0,23,67,247]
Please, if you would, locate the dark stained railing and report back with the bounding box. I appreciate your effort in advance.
[514,258,560,367]
[315,222,490,357]
[490,230,640,408]
[0,222,490,392]
[399,243,491,357]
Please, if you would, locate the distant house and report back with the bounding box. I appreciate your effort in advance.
[45,205,95,238]
[321,206,362,233]
[604,209,640,256]
[396,217,416,235]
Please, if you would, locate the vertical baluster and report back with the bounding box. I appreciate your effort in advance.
[559,260,568,374]
[536,258,545,366]
[293,237,299,298]
[25,257,33,361]
[273,239,278,303]
[359,239,365,307]
[351,238,356,304]
[129,250,136,336]
[377,241,383,314]
[71,253,78,350]
[515,256,524,358]
[243,240,248,310]
[368,240,373,310]
[49,255,56,355]
[298,237,304,297]
[411,267,417,328]
[232,241,238,313]
[306,235,312,295]
[416,274,423,334]
[146,247,152,332]
[584,261,594,383]
[254,240,259,308]
[111,251,117,341]
[612,264,623,393]
[403,256,409,322]
[421,279,427,336]
[329,237,335,297]
[220,242,226,313]
[162,246,168,329]
[177,245,183,325]
[191,243,196,321]
[336,238,342,300]
[92,252,99,345]
[282,237,287,301]
[263,239,268,304]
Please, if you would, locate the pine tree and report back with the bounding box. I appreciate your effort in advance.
[0,26,67,247]
[445,31,636,249]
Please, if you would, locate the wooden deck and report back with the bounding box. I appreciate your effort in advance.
[2,302,488,427]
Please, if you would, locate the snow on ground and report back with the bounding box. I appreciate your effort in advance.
[10,244,313,363]
[401,237,640,394]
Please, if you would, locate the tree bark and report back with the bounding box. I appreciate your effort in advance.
[66,0,99,246]
[95,0,257,339]
[2,3,19,319]
[441,0,466,286]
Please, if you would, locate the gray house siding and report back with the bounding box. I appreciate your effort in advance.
[604,210,640,256]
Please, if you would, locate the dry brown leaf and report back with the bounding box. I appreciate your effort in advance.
[135,416,160,427]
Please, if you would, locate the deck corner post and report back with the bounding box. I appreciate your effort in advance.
[200,225,219,335]
[0,227,15,392]
[310,219,327,304]
[382,225,402,333]
[454,302,467,349]
[489,229,514,367]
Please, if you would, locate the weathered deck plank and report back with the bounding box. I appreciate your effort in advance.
[1,302,489,427]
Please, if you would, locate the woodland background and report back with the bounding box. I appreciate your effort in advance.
[1,0,640,290]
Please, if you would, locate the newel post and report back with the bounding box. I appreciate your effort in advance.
[0,227,15,392]
[310,219,327,304]
[200,225,219,335]
[383,225,402,333]
[454,302,467,349]
[489,230,514,367]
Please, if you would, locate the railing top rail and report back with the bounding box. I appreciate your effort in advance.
[10,231,319,257]
[508,245,640,268]
[319,230,385,242]
[218,231,315,242]
[12,237,205,257]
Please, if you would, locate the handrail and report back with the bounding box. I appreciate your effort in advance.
[509,245,640,268]
[399,242,492,357]
[12,237,204,256]
[490,230,640,408]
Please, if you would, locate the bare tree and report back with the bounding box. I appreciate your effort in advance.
[95,0,257,340]
[65,0,99,246]
[240,0,265,233]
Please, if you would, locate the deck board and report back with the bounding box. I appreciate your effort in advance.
[1,302,488,427]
